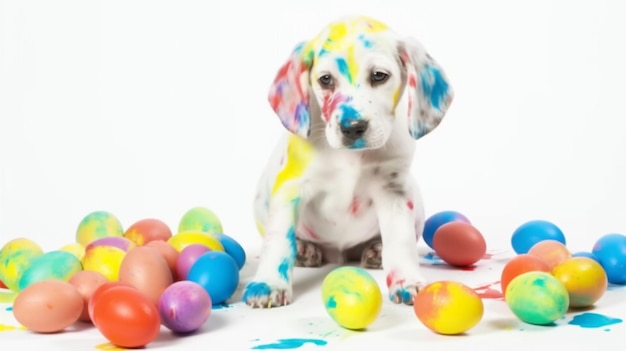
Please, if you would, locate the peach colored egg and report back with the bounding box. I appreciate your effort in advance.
[68,270,109,322]
[13,280,84,333]
[124,218,173,246]
[119,246,173,306]
[145,240,180,281]
[528,240,571,270]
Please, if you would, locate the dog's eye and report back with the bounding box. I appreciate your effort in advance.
[370,71,389,85]
[318,74,334,88]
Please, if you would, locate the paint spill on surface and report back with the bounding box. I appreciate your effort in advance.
[5,306,13,311]
[568,313,623,329]
[473,281,503,299]
[95,342,126,350]
[0,324,26,332]
[251,338,327,350]
[212,302,232,310]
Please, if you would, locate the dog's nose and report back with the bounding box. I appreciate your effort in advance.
[340,119,369,140]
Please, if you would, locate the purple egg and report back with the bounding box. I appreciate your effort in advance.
[176,244,210,280]
[158,281,212,333]
[85,236,135,252]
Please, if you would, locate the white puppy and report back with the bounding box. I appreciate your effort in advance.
[243,16,454,308]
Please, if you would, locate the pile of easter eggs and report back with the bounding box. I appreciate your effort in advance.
[0,206,246,348]
[502,219,625,326]
[422,210,487,268]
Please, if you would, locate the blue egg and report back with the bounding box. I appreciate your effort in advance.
[511,220,566,254]
[592,233,626,284]
[572,251,600,263]
[422,211,470,249]
[215,233,246,270]
[187,250,239,305]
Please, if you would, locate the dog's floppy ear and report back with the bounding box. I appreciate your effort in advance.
[398,37,454,140]
[268,41,314,138]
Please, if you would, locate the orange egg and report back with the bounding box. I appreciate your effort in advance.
[501,254,551,297]
[13,280,84,333]
[433,222,487,267]
[552,257,608,308]
[528,240,571,269]
[118,246,173,306]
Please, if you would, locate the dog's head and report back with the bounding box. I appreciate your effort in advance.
[268,16,454,149]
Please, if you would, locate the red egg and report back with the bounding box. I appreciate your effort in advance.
[433,222,487,267]
[91,285,161,348]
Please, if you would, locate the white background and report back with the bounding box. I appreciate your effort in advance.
[1,0,625,255]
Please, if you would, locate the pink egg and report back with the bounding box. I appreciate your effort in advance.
[176,244,210,280]
[85,236,135,253]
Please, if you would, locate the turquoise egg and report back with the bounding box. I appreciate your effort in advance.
[18,250,83,291]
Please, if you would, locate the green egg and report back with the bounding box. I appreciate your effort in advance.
[75,210,124,247]
[0,238,44,292]
[178,206,223,235]
[505,271,569,325]
[18,250,83,291]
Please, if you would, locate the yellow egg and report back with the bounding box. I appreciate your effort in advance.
[167,231,224,253]
[60,242,86,261]
[414,281,484,335]
[0,238,44,292]
[75,210,124,247]
[552,257,608,308]
[82,246,126,281]
[321,267,382,330]
[178,206,223,235]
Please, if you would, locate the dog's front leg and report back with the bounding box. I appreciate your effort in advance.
[372,178,427,305]
[242,183,300,308]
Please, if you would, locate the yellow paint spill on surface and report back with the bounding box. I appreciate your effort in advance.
[95,342,127,350]
[0,323,26,332]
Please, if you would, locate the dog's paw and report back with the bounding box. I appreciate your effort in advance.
[360,239,382,269]
[242,281,293,308]
[295,239,323,267]
[386,269,427,305]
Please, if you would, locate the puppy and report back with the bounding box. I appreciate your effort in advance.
[243,15,454,308]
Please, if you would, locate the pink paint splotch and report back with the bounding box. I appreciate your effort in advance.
[473,281,503,299]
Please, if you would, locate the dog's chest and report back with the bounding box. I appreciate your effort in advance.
[297,152,381,248]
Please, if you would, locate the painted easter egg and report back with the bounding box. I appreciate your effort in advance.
[511,220,566,254]
[433,222,486,267]
[76,210,124,247]
[592,233,626,284]
[215,233,246,270]
[118,246,174,306]
[422,211,470,249]
[167,231,224,253]
[176,244,210,281]
[505,271,569,325]
[59,242,86,261]
[124,218,173,246]
[158,281,212,334]
[82,245,127,281]
[500,254,551,297]
[86,236,135,253]
[187,251,239,306]
[178,206,223,235]
[0,238,44,292]
[552,257,607,308]
[18,250,83,291]
[527,240,571,270]
[414,280,484,335]
[321,267,382,330]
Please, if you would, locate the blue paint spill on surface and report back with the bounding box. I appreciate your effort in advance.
[212,303,231,310]
[569,313,623,329]
[5,306,12,311]
[252,338,327,350]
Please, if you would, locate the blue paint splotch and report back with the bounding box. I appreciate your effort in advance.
[278,258,290,282]
[5,306,12,311]
[252,338,327,350]
[568,313,623,329]
[212,302,231,310]
[326,296,337,309]
[242,282,272,301]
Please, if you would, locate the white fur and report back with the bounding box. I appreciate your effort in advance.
[242,16,453,308]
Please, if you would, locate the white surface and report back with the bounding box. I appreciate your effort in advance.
[1,0,626,349]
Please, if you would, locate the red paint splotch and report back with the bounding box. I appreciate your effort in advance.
[406,200,414,210]
[473,281,503,299]
[300,225,319,240]
[385,270,404,288]
[321,93,349,122]
[482,252,493,259]
[0,280,6,289]
[349,197,360,216]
